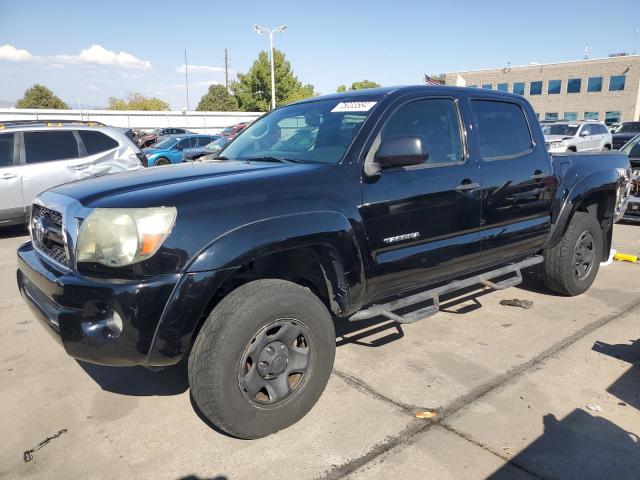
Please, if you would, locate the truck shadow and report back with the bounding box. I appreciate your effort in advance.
[77,359,189,396]
[592,338,640,410]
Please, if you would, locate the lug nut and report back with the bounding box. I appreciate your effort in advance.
[266,346,274,355]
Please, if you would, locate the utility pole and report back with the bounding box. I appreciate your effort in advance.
[184,49,190,111]
[225,48,229,90]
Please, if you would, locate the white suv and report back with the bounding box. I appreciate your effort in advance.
[0,121,144,226]
[543,121,612,153]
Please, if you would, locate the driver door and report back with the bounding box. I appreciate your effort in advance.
[360,95,483,299]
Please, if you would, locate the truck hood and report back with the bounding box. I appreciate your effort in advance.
[544,135,573,142]
[51,159,305,207]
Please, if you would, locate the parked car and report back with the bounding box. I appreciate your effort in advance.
[219,122,249,139]
[612,121,640,150]
[543,121,612,153]
[0,120,144,227]
[619,134,640,222]
[138,128,190,148]
[17,86,631,439]
[181,135,224,161]
[143,134,218,166]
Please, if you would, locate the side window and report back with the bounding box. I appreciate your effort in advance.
[24,131,80,163]
[197,137,211,147]
[581,125,592,136]
[0,133,15,167]
[176,139,190,149]
[380,98,464,166]
[78,130,119,155]
[471,100,533,160]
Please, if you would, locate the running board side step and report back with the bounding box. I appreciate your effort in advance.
[350,255,543,324]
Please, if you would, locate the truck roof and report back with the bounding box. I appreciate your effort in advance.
[291,85,525,105]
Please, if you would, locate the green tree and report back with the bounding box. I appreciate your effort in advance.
[107,92,169,111]
[196,84,239,111]
[336,80,381,93]
[231,49,315,111]
[16,84,68,109]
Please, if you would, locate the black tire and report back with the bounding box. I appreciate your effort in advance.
[155,157,170,166]
[542,212,602,296]
[188,279,335,439]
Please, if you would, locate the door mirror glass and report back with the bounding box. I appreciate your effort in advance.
[376,135,428,169]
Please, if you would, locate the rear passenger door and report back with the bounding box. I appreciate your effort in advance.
[0,132,24,222]
[469,98,554,265]
[20,130,82,206]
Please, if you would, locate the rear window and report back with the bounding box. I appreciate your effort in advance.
[25,131,80,163]
[79,130,119,155]
[0,133,14,167]
[471,100,533,160]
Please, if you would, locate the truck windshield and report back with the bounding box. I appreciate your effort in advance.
[220,98,378,164]
[543,124,578,136]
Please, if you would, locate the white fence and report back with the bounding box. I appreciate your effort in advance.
[0,108,263,134]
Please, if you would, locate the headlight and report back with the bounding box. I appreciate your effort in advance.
[550,141,564,148]
[76,207,177,267]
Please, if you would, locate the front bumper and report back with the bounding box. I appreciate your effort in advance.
[17,241,180,366]
[547,145,569,153]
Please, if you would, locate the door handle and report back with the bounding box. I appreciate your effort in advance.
[1,173,18,180]
[456,181,480,192]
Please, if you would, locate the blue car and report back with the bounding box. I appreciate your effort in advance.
[143,134,217,166]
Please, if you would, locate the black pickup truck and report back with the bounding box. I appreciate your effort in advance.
[17,86,631,438]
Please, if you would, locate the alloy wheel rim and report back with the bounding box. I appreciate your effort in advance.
[573,231,596,280]
[238,319,313,407]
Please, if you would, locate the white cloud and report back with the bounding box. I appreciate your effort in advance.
[54,44,152,70]
[0,44,34,62]
[85,85,99,91]
[176,64,230,74]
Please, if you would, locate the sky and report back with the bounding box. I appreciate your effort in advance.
[0,0,639,109]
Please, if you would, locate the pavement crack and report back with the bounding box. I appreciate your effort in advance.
[321,299,640,479]
[332,369,419,414]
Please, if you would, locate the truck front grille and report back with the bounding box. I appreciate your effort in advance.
[31,205,69,268]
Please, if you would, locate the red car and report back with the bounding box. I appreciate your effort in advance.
[219,122,249,139]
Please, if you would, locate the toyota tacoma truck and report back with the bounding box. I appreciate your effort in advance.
[17,86,631,439]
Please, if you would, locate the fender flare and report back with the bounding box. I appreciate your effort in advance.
[187,210,365,314]
[546,169,619,249]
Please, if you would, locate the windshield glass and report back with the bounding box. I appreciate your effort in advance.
[206,137,228,149]
[618,122,640,133]
[220,98,376,163]
[153,137,177,149]
[543,124,579,136]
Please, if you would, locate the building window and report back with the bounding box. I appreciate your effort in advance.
[563,112,578,121]
[482,84,492,90]
[584,111,599,121]
[513,82,525,95]
[548,80,561,94]
[530,81,542,95]
[567,78,581,93]
[545,113,558,121]
[587,77,602,92]
[497,83,508,92]
[609,75,626,91]
[605,111,621,125]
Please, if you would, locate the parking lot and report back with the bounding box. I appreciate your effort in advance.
[0,223,637,479]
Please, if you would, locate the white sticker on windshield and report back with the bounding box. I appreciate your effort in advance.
[331,101,377,112]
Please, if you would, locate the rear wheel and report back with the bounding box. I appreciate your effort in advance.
[543,212,602,296]
[188,279,335,439]
[155,157,170,166]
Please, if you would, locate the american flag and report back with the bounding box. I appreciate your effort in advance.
[424,74,442,85]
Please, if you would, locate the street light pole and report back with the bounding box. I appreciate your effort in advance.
[253,24,287,110]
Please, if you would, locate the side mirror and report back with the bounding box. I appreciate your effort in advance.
[375,135,428,169]
[579,130,589,137]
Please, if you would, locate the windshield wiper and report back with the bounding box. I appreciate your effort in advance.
[245,156,300,164]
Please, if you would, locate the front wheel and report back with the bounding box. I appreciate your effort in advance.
[542,212,602,296]
[188,279,336,439]
[154,157,170,166]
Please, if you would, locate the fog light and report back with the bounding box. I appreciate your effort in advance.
[105,311,123,339]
